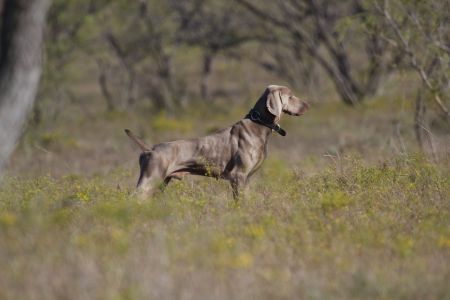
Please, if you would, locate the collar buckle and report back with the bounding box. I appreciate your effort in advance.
[249,109,260,122]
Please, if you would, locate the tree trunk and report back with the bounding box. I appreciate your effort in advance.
[200,50,214,100]
[0,0,51,174]
[414,90,426,150]
[96,59,115,112]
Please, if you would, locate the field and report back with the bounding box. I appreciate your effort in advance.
[1,87,450,299]
[1,154,449,299]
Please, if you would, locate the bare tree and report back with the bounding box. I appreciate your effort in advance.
[34,0,109,121]
[170,0,259,100]
[373,0,449,148]
[235,0,394,105]
[88,0,182,112]
[0,0,51,174]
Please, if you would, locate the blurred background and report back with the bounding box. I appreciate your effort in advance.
[1,1,449,299]
[0,0,449,177]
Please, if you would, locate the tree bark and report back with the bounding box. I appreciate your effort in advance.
[0,0,51,174]
[200,50,214,100]
[414,90,426,150]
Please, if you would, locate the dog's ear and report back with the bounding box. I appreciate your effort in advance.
[266,88,283,121]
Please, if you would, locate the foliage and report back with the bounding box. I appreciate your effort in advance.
[1,155,449,299]
[33,0,449,149]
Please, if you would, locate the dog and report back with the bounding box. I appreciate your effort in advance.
[125,85,309,199]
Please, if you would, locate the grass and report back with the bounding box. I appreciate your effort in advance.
[1,154,449,299]
[3,64,449,299]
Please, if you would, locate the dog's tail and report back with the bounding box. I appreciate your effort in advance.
[125,129,150,152]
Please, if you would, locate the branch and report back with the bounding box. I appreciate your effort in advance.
[377,0,449,118]
[234,0,290,30]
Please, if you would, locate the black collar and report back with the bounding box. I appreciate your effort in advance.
[245,108,286,136]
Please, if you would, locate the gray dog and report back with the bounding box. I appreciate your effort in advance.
[125,85,309,199]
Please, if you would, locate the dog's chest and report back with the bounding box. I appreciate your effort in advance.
[247,141,268,176]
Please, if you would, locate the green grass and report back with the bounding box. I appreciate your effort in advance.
[1,155,449,299]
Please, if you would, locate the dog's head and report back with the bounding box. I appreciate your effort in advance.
[262,85,309,122]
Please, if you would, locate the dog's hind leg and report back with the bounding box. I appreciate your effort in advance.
[135,151,165,198]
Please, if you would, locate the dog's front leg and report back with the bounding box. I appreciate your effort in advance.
[230,173,247,201]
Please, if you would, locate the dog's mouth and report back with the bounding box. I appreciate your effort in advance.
[293,102,309,116]
[284,107,308,116]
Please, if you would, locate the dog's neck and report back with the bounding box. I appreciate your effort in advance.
[240,102,280,143]
[253,95,279,123]
[245,97,286,136]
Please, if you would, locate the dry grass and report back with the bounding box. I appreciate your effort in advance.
[1,154,449,299]
[2,64,449,299]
